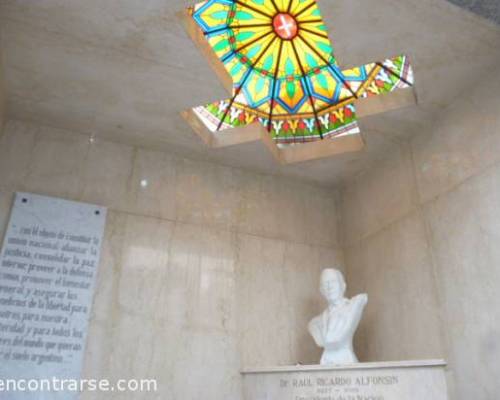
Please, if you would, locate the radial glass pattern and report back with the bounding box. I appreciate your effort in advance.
[189,0,414,144]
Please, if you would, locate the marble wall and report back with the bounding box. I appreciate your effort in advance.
[0,48,5,135]
[340,64,500,400]
[4,63,499,400]
[0,120,343,400]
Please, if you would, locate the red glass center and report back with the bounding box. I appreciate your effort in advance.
[272,13,298,40]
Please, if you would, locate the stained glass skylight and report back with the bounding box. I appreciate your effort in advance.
[180,0,416,163]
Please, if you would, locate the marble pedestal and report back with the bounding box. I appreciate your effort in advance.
[241,360,448,400]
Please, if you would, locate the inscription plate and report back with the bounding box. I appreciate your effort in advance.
[242,360,448,400]
[0,193,107,399]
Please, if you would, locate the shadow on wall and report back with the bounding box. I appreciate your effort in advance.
[446,0,500,24]
[0,46,6,134]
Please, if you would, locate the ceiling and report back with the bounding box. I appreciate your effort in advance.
[0,0,499,187]
[446,0,500,24]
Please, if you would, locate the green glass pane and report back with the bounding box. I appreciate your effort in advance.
[235,11,254,20]
[305,53,318,68]
[317,42,332,54]
[255,76,266,93]
[317,73,328,90]
[210,11,227,20]
[213,38,229,52]
[285,58,295,76]
[246,44,262,59]
[230,62,243,76]
[236,31,256,41]
[262,54,274,71]
[286,81,296,100]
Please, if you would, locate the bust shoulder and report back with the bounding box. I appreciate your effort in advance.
[308,314,324,347]
[308,313,323,331]
[351,293,368,305]
[346,294,368,313]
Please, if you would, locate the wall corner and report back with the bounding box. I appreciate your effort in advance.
[0,40,6,137]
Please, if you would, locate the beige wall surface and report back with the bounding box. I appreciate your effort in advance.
[0,120,343,400]
[340,65,500,400]
[0,48,5,135]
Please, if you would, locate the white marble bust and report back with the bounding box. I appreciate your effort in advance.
[308,268,368,365]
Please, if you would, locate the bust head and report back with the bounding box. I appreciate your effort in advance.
[320,268,346,304]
